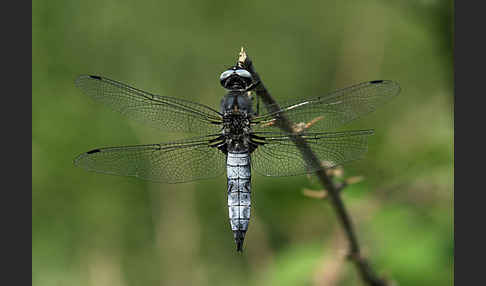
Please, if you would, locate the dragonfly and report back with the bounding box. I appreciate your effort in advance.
[74,64,400,252]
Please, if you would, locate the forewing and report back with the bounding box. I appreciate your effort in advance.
[74,135,226,183]
[251,130,373,177]
[75,75,223,134]
[252,80,400,132]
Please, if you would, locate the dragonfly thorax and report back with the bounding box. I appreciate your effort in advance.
[220,90,253,114]
[222,111,252,152]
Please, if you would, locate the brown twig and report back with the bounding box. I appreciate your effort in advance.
[238,47,390,286]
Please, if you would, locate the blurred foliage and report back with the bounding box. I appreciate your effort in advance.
[33,0,453,285]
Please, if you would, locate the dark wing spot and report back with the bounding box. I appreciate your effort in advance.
[86,149,101,154]
[89,75,102,80]
[370,80,383,84]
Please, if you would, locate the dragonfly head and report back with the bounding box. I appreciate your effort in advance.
[219,66,253,90]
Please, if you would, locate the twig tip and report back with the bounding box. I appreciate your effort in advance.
[238,47,247,64]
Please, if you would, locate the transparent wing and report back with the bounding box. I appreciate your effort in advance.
[75,75,223,134]
[74,135,226,183]
[251,130,373,177]
[252,80,400,132]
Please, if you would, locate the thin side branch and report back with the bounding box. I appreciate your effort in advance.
[238,47,390,286]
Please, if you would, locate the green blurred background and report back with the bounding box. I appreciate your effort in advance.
[32,0,453,285]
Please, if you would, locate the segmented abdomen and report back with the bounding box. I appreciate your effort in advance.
[227,152,251,251]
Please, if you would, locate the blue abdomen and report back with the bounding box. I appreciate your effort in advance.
[226,152,251,251]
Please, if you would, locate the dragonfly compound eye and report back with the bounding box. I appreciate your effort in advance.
[220,70,234,81]
[235,69,252,79]
[235,69,253,86]
[220,68,253,89]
